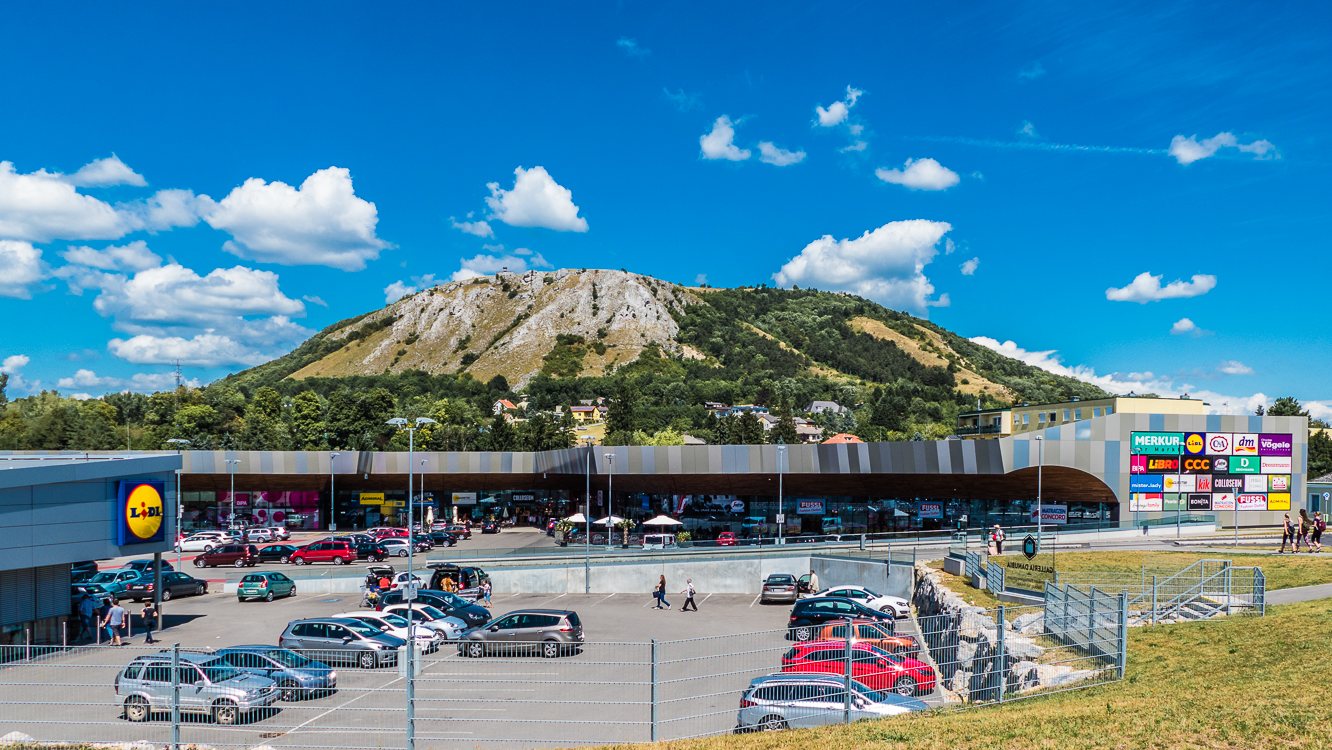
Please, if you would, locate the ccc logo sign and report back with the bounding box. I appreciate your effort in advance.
[125,483,164,541]
[1183,458,1212,472]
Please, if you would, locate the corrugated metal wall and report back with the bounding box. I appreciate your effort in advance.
[0,564,70,626]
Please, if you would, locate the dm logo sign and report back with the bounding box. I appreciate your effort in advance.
[118,480,166,545]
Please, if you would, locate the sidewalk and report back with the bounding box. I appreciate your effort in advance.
[1267,583,1332,605]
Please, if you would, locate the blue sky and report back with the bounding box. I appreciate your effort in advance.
[1,1,1328,417]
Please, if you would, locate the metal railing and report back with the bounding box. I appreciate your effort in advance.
[1052,559,1265,623]
[986,560,1005,596]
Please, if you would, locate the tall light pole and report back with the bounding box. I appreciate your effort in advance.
[387,415,436,750]
[583,436,594,593]
[166,438,190,634]
[1034,435,1044,551]
[776,441,787,545]
[605,452,615,551]
[329,452,339,532]
[225,458,240,532]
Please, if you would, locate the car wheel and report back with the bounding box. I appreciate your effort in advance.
[398,550,408,558]
[280,555,290,564]
[124,695,150,722]
[332,556,344,565]
[760,714,787,732]
[894,676,918,696]
[203,544,214,552]
[542,641,560,658]
[793,625,813,642]
[293,557,306,565]
[234,559,245,568]
[289,586,297,597]
[279,680,300,702]
[162,589,172,602]
[265,591,274,602]
[194,558,206,568]
[212,700,239,725]
[359,652,376,670]
[196,583,206,596]
[468,642,485,658]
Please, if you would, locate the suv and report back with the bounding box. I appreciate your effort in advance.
[216,646,337,701]
[458,609,583,658]
[115,651,280,725]
[427,563,489,598]
[781,641,935,696]
[379,589,491,628]
[291,541,357,565]
[193,544,261,568]
[787,598,894,642]
[279,618,404,669]
[736,673,926,732]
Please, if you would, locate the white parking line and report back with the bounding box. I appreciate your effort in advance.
[750,593,761,607]
[700,593,713,605]
[591,593,615,606]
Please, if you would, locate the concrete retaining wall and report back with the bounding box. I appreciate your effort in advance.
[810,556,913,599]
[491,553,812,595]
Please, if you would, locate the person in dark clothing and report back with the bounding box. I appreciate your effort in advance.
[653,575,670,610]
[140,601,158,644]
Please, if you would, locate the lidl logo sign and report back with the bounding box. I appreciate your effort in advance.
[118,480,166,545]
[1183,433,1206,455]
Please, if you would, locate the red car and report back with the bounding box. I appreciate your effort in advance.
[717,532,737,547]
[370,527,409,540]
[290,540,357,565]
[781,640,935,696]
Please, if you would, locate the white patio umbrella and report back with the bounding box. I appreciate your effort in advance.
[564,513,589,524]
[594,515,626,526]
[643,514,684,526]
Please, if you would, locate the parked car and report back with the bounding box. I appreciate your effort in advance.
[216,646,336,701]
[115,651,280,724]
[125,571,208,601]
[290,540,357,565]
[378,589,491,628]
[369,527,409,540]
[642,534,678,550]
[279,618,404,669]
[354,540,392,563]
[717,532,737,547]
[735,673,927,732]
[193,544,261,569]
[330,611,441,652]
[446,524,471,540]
[781,641,936,696]
[243,527,275,542]
[760,574,801,604]
[810,586,911,618]
[71,560,99,584]
[457,609,583,658]
[379,603,468,641]
[426,563,489,598]
[816,620,919,656]
[427,531,457,547]
[431,521,450,532]
[480,522,500,534]
[787,598,895,642]
[124,559,175,575]
[267,526,291,541]
[176,532,228,553]
[85,570,147,599]
[378,538,415,558]
[72,583,113,608]
[237,572,297,602]
[256,544,300,564]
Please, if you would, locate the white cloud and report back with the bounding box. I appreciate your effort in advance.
[960,257,979,275]
[62,155,147,188]
[694,274,707,285]
[772,220,952,314]
[450,216,493,238]
[699,116,751,161]
[56,368,196,393]
[141,189,206,230]
[1,354,29,375]
[60,240,162,272]
[0,240,46,298]
[616,37,650,58]
[1018,120,1039,138]
[663,88,703,112]
[0,161,138,242]
[485,166,589,232]
[1,353,36,393]
[757,142,807,166]
[1168,132,1277,165]
[203,166,390,271]
[450,253,552,282]
[1170,317,1213,337]
[815,86,863,127]
[107,333,277,368]
[839,141,868,153]
[302,294,328,307]
[1018,62,1046,80]
[1106,271,1216,303]
[384,274,440,304]
[875,158,961,191]
[1218,360,1254,375]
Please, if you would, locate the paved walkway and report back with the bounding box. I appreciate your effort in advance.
[1266,583,1332,605]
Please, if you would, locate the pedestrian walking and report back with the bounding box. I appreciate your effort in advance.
[481,580,492,608]
[140,600,158,645]
[101,599,127,646]
[653,575,670,610]
[806,568,820,597]
[1299,509,1313,553]
[679,579,697,612]
[992,525,1006,555]
[76,593,96,641]
[1278,514,1296,553]
[1313,512,1325,553]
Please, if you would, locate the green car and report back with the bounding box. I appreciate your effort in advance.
[237,572,297,602]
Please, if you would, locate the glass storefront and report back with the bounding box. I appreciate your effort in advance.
[330,489,571,530]
[180,491,325,533]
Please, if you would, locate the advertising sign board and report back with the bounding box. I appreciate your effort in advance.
[1130,475,1164,493]
[1187,494,1212,511]
[1162,475,1183,492]
[1269,475,1290,492]
[1258,434,1293,457]
[797,499,826,515]
[1236,494,1267,510]
[916,501,942,519]
[118,480,166,546]
[1213,476,1244,491]
[359,492,386,506]
[1177,475,1196,493]
[1268,493,1291,511]
[1133,493,1163,512]
[1130,455,1149,474]
[1243,475,1269,493]
[1211,492,1235,510]
[1131,432,1184,455]
[451,492,477,506]
[1028,504,1068,524]
[1229,456,1261,474]
[1260,457,1293,474]
[1181,457,1213,474]
[1183,433,1206,455]
[1195,475,1213,492]
[1146,457,1180,473]
[1232,434,1259,456]
[1206,433,1233,455]
[1163,494,1181,511]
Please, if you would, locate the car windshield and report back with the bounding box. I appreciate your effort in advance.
[88,572,118,584]
[767,575,794,583]
[859,589,881,598]
[431,591,468,607]
[264,649,312,668]
[342,621,384,637]
[200,660,246,683]
[381,614,410,628]
[241,575,264,583]
[411,606,447,620]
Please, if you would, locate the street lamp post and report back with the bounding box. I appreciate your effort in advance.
[165,438,190,634]
[329,452,339,532]
[605,453,615,551]
[776,442,786,545]
[583,437,594,593]
[1034,436,1044,551]
[225,458,240,533]
[387,416,436,750]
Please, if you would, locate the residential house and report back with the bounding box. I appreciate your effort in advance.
[492,399,517,415]
[805,400,848,415]
[822,433,864,444]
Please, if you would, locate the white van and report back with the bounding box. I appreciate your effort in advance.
[642,534,679,550]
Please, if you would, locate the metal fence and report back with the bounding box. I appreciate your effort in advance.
[1052,559,1265,623]
[986,560,1005,596]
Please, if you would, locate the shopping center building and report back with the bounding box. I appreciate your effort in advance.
[136,411,1309,536]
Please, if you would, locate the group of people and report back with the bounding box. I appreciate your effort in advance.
[74,592,158,646]
[1279,510,1324,554]
[651,575,698,611]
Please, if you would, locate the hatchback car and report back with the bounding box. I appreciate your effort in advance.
[369,527,409,540]
[379,589,491,628]
[379,603,468,641]
[480,522,501,534]
[279,618,404,669]
[85,570,148,599]
[330,611,441,652]
[458,609,582,658]
[445,524,471,540]
[243,527,275,542]
[266,526,291,541]
[124,559,175,575]
[427,531,457,547]
[816,620,919,656]
[237,572,297,602]
[427,563,489,598]
[781,641,936,696]
[115,651,280,725]
[735,673,927,732]
[787,598,895,642]
[810,586,911,618]
[353,540,392,562]
[760,574,800,604]
[125,571,208,601]
[194,544,261,568]
[256,544,300,564]
[717,532,737,547]
[216,646,336,701]
[290,541,357,565]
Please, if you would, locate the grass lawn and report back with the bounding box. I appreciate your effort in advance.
[991,550,1332,591]
[603,598,1332,750]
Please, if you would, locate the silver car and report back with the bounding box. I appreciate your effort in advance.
[736,673,927,732]
[458,609,582,658]
[279,617,404,669]
[760,574,800,604]
[216,646,337,701]
[115,651,280,725]
[380,603,468,641]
